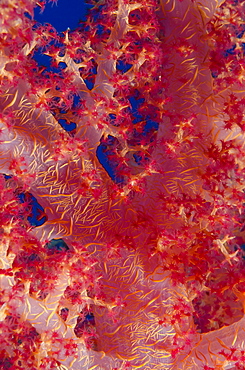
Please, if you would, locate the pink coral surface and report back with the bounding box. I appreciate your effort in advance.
[1,0,245,369]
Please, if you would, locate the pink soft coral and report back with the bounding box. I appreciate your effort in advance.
[0,0,245,369]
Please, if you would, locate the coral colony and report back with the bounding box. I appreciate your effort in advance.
[2,0,245,369]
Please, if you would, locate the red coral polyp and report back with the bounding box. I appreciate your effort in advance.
[1,0,245,369]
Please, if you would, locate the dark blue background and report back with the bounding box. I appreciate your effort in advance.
[34,0,89,32]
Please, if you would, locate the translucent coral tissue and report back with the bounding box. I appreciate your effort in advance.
[1,0,245,369]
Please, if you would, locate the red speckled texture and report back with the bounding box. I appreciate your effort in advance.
[1,0,245,369]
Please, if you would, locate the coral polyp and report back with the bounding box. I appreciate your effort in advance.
[1,0,245,369]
